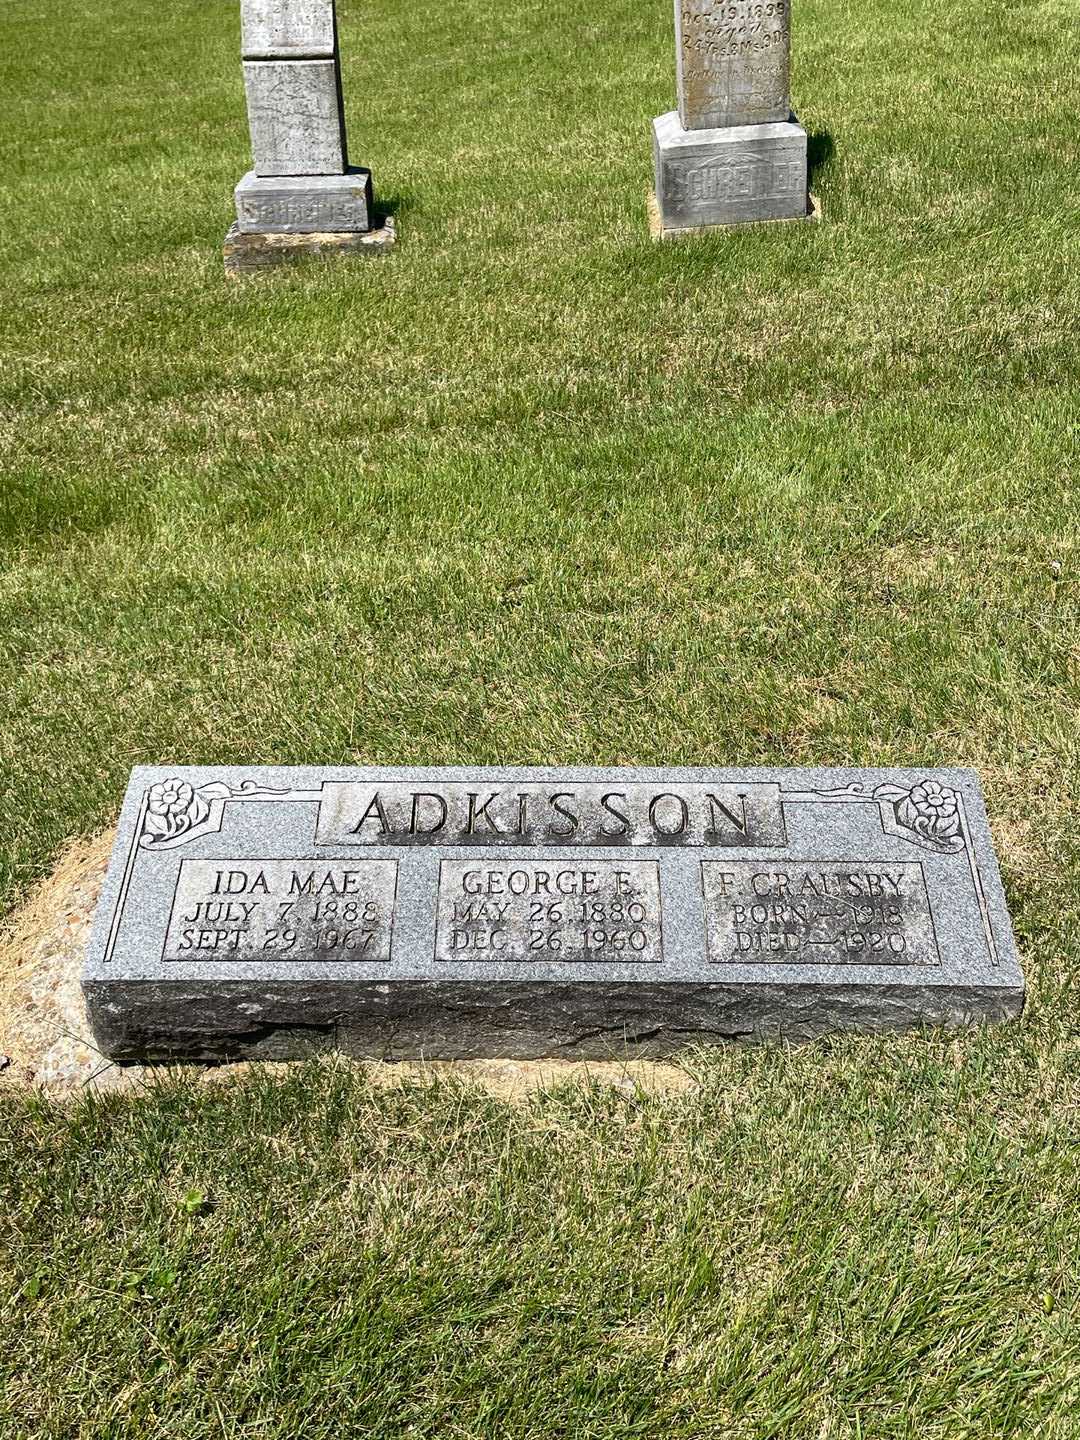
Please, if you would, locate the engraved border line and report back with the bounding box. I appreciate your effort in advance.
[103,789,149,964]
[959,795,998,967]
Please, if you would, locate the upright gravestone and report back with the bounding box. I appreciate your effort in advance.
[84,766,1023,1060]
[224,0,395,274]
[652,0,815,236]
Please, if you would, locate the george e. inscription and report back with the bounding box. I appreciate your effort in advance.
[434,860,664,963]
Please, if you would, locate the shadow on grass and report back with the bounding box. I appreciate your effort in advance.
[372,189,416,225]
[807,129,835,188]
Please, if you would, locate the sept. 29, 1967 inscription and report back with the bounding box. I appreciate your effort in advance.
[84,766,1024,1060]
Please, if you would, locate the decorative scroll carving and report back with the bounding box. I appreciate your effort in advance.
[798,780,964,855]
[140,779,316,850]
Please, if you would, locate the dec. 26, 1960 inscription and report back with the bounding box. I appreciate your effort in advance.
[434,860,664,963]
[85,766,1024,1061]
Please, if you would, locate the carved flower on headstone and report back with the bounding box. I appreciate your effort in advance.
[143,778,209,843]
[895,780,961,845]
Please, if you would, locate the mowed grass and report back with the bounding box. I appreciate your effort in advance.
[3,1040,1080,1439]
[1,0,1079,1433]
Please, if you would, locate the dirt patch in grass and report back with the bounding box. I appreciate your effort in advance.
[0,833,694,1100]
[0,828,118,1092]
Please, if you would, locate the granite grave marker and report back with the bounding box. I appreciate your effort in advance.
[652,0,815,235]
[226,0,395,273]
[84,766,1023,1060]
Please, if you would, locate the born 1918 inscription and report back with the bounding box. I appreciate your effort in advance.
[84,766,1024,1060]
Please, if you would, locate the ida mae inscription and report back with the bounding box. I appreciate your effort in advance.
[84,766,1024,1060]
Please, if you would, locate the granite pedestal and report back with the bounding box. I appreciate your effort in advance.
[652,0,814,234]
[653,111,811,232]
[84,766,1024,1061]
[227,0,392,272]
[235,169,373,233]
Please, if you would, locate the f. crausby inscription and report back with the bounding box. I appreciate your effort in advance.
[85,766,1024,1060]
[702,861,938,965]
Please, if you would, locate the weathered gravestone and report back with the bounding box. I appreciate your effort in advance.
[651,0,816,236]
[225,0,395,274]
[83,766,1023,1060]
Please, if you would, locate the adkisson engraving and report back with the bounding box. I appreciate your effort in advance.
[316,781,787,847]
[702,861,940,965]
[162,858,397,962]
[434,860,664,963]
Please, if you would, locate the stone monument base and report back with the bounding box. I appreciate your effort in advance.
[223,216,397,277]
[652,110,812,235]
[648,189,821,241]
[234,168,374,234]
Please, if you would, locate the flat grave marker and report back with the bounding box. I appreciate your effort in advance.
[84,766,1024,1060]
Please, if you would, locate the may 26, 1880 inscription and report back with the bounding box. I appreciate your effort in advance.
[434,860,664,964]
[84,767,1024,1061]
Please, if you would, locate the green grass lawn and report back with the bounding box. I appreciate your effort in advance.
[1,0,1078,1432]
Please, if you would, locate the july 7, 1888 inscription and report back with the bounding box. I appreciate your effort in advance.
[84,766,1024,1060]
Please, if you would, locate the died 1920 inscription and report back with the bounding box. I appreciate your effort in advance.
[702,861,937,965]
[85,767,1025,1061]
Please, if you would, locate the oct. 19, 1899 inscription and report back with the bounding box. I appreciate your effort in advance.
[85,766,1024,1060]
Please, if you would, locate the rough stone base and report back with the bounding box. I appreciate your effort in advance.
[223,216,396,276]
[652,109,811,233]
[84,976,1023,1064]
[0,829,695,1096]
[649,188,822,241]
